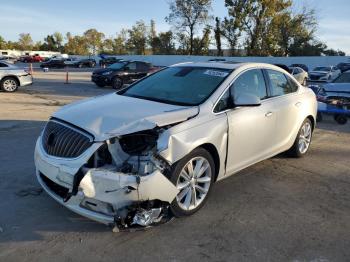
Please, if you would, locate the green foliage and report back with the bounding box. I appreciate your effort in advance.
[17,33,33,50]
[127,20,147,55]
[166,0,212,55]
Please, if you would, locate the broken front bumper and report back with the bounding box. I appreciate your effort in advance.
[34,137,178,226]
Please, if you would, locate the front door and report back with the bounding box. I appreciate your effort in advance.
[224,69,277,175]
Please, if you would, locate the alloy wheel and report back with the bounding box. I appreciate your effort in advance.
[176,156,212,211]
[3,79,17,92]
[298,121,312,154]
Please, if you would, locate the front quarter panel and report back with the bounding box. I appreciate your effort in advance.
[158,113,228,180]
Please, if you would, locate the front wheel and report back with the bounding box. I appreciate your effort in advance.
[1,77,19,92]
[169,148,215,217]
[112,77,123,89]
[287,118,313,157]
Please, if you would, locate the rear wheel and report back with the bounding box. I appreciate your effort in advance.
[1,77,19,92]
[287,118,313,157]
[169,148,215,217]
[112,77,123,89]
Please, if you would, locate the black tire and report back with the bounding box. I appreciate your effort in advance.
[334,114,347,125]
[78,63,83,68]
[112,77,123,90]
[169,147,215,217]
[91,62,96,67]
[1,77,19,92]
[287,118,313,158]
[95,82,105,88]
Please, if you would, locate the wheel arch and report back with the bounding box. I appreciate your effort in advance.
[197,143,220,182]
[306,115,315,131]
[1,75,20,86]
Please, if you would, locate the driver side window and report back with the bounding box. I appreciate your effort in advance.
[232,69,268,101]
[214,69,267,113]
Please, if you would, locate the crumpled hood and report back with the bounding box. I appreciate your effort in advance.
[53,93,199,141]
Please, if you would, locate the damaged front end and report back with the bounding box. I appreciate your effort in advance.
[35,122,180,231]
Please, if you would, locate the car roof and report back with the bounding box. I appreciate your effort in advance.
[170,62,289,72]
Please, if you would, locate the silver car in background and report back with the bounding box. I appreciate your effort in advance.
[0,61,32,92]
[34,62,317,230]
[289,66,308,85]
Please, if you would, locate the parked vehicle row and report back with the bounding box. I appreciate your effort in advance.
[40,58,97,69]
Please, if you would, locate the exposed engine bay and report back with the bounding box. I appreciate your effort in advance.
[61,127,178,231]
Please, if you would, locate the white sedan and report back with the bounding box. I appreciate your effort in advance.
[0,61,33,92]
[308,66,341,81]
[34,62,317,230]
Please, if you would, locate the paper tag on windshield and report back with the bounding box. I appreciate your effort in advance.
[203,70,229,78]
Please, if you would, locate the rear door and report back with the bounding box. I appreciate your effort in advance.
[221,69,278,174]
[265,69,301,150]
[136,62,151,79]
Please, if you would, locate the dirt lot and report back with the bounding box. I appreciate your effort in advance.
[0,70,350,262]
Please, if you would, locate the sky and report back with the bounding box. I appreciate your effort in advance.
[1,0,349,54]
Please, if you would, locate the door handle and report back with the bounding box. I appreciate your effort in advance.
[265,112,273,117]
[295,102,302,107]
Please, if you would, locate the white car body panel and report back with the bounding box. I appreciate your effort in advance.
[0,62,33,87]
[34,62,317,226]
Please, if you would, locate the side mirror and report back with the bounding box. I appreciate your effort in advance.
[233,93,261,107]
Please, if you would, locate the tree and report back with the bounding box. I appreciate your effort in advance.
[0,36,6,49]
[214,17,222,56]
[151,31,176,54]
[193,25,211,55]
[64,34,89,55]
[166,0,212,55]
[84,29,105,55]
[243,0,292,56]
[17,33,33,50]
[127,20,148,55]
[221,0,253,55]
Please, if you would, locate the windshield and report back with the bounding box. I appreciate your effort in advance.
[108,62,127,69]
[313,67,331,72]
[121,66,232,106]
[333,73,350,83]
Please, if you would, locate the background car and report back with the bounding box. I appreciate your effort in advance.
[290,63,309,72]
[336,62,350,73]
[289,66,308,85]
[99,57,124,67]
[0,61,33,92]
[274,63,290,72]
[91,60,159,89]
[308,66,341,81]
[40,59,66,69]
[21,55,44,63]
[63,58,78,66]
[71,58,96,68]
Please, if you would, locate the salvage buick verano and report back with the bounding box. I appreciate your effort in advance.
[35,62,317,229]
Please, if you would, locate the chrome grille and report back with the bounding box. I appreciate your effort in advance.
[42,120,93,158]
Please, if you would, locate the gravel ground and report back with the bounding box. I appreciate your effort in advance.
[0,70,349,262]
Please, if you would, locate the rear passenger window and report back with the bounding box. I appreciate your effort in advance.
[267,70,297,96]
